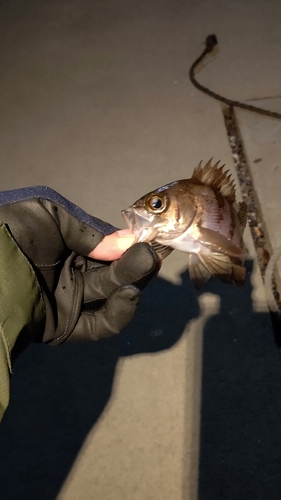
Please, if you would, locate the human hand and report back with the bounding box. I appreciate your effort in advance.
[89,229,136,260]
[0,187,160,351]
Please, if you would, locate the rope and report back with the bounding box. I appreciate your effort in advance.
[189,35,281,120]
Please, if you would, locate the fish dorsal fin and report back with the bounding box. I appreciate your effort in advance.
[237,201,247,233]
[192,158,236,204]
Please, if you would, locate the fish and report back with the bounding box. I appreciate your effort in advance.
[122,159,247,288]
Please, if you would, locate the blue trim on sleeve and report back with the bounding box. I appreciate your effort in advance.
[0,186,117,235]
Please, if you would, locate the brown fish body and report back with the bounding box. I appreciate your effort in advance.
[122,160,247,288]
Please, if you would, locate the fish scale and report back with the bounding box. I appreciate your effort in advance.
[122,159,247,288]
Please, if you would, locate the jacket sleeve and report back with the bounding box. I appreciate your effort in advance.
[0,222,45,422]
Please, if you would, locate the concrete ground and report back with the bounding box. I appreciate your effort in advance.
[0,1,281,499]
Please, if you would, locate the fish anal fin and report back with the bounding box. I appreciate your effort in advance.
[198,252,232,283]
[192,159,236,204]
[151,241,174,260]
[237,201,247,233]
[188,254,211,289]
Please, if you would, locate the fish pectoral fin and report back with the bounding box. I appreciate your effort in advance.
[198,252,233,283]
[199,227,246,258]
[151,241,174,260]
[230,257,246,287]
[188,254,212,289]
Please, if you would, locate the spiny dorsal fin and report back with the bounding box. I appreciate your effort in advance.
[192,159,236,204]
[237,201,247,233]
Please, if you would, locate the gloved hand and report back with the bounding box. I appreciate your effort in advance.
[0,187,160,352]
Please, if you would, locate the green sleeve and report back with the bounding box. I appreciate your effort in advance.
[0,222,45,422]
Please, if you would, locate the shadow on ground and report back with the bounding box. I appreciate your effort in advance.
[196,262,281,500]
[0,270,199,500]
[1,263,281,499]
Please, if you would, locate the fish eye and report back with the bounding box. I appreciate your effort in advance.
[146,195,167,213]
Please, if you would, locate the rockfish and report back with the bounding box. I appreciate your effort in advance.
[122,159,247,288]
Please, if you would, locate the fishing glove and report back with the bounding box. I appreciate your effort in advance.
[0,187,160,354]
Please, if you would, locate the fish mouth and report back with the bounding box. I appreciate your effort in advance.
[121,208,136,231]
[121,207,159,242]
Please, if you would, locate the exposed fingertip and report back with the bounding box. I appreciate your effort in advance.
[117,229,136,238]
[88,231,136,260]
